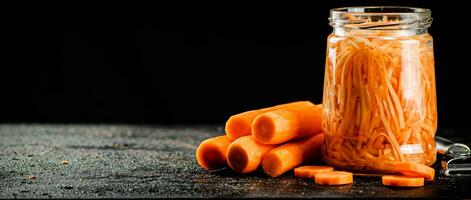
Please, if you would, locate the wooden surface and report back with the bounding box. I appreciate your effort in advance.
[0,124,470,198]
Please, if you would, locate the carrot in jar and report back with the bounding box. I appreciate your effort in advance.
[322,33,437,172]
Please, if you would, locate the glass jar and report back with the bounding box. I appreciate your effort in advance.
[322,7,437,172]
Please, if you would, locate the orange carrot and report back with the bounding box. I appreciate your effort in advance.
[252,102,322,144]
[393,162,435,181]
[226,136,275,173]
[382,175,424,187]
[294,165,334,179]
[225,101,314,140]
[196,135,233,171]
[262,133,324,177]
[315,171,353,185]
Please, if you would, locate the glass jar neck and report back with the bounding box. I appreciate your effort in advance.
[330,6,432,37]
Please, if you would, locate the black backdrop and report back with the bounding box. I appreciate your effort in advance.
[4,1,470,131]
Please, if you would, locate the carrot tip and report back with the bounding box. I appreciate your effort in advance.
[252,114,276,143]
[227,145,248,173]
[225,117,250,140]
[196,144,226,170]
[261,153,282,177]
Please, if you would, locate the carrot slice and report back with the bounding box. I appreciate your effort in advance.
[382,175,424,187]
[226,136,275,173]
[294,165,334,179]
[393,162,435,181]
[196,135,232,171]
[252,102,322,144]
[262,133,324,177]
[225,101,314,140]
[315,171,353,185]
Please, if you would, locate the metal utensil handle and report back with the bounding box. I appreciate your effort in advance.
[436,136,454,155]
[436,136,471,156]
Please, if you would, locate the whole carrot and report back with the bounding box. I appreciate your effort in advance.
[196,135,232,171]
[252,102,322,144]
[262,133,324,177]
[225,101,314,140]
[226,136,275,173]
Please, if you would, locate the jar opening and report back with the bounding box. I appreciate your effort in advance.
[330,6,432,31]
[331,6,430,14]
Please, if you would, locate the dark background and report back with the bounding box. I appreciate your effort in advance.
[4,2,470,132]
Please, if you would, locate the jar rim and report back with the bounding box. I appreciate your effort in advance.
[329,6,432,30]
[331,6,431,15]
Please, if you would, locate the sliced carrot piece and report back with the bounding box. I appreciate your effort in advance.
[226,136,275,173]
[393,162,435,181]
[262,134,324,177]
[382,175,424,187]
[252,102,322,145]
[196,135,232,171]
[225,101,314,140]
[315,171,353,185]
[294,165,334,179]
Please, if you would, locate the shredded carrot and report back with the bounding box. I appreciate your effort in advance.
[322,31,437,172]
[382,175,424,187]
[294,165,334,179]
[315,171,353,185]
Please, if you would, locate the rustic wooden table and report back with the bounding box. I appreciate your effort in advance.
[0,124,470,198]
